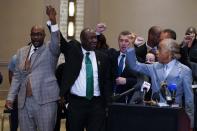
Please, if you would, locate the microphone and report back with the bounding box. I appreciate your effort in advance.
[111,87,136,102]
[168,83,177,104]
[152,91,160,103]
[160,81,172,105]
[141,81,151,101]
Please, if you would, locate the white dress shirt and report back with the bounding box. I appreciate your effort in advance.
[28,45,38,60]
[70,48,100,97]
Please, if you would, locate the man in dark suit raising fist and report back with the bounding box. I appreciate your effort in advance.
[47,6,112,131]
[135,26,162,63]
[108,31,143,103]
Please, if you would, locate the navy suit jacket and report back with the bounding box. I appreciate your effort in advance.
[108,48,144,103]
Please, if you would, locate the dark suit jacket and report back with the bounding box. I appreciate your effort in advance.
[135,43,147,63]
[179,45,191,68]
[60,37,112,106]
[108,48,143,102]
[188,41,197,63]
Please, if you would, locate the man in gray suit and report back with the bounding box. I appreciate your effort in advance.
[126,38,194,129]
[5,7,60,131]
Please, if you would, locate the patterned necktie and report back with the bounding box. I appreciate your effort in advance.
[25,48,37,70]
[29,47,38,60]
[85,52,94,100]
[118,54,125,76]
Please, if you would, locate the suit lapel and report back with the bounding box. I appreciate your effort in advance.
[116,51,120,65]
[95,51,101,78]
[78,47,83,69]
[112,51,120,76]
[154,63,165,82]
[20,46,31,70]
[166,61,181,84]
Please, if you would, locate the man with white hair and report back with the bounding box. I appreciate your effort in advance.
[126,38,194,130]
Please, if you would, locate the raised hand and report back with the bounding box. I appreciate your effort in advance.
[46,5,57,25]
[134,36,144,47]
[96,23,107,34]
[116,77,126,85]
[183,34,195,48]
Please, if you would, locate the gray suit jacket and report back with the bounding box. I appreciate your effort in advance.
[7,31,60,109]
[126,48,194,127]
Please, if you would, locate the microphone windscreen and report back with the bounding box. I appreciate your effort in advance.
[140,81,151,92]
[168,84,177,91]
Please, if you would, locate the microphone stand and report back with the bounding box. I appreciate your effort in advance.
[111,88,136,102]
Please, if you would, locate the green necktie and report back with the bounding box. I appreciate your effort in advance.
[85,52,94,100]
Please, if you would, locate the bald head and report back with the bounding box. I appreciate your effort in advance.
[31,25,45,33]
[148,26,162,35]
[159,29,176,42]
[185,26,197,35]
[148,26,162,47]
[80,27,97,51]
[30,25,45,47]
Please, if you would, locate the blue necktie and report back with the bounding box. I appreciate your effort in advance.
[118,54,125,76]
[85,52,94,100]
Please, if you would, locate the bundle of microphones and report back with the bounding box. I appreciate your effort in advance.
[140,81,177,107]
[111,81,151,104]
[159,82,177,106]
[112,80,177,107]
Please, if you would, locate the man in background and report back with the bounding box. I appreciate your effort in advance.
[135,26,162,63]
[8,54,18,131]
[159,28,191,68]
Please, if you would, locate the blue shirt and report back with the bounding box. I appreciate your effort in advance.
[8,54,17,72]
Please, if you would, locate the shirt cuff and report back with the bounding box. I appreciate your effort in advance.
[96,32,101,35]
[51,24,59,32]
[46,20,51,26]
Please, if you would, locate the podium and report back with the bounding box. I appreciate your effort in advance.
[107,103,190,131]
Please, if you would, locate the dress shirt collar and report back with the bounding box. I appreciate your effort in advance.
[82,47,94,56]
[28,44,38,59]
[119,52,126,57]
[30,44,38,52]
[165,59,176,68]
